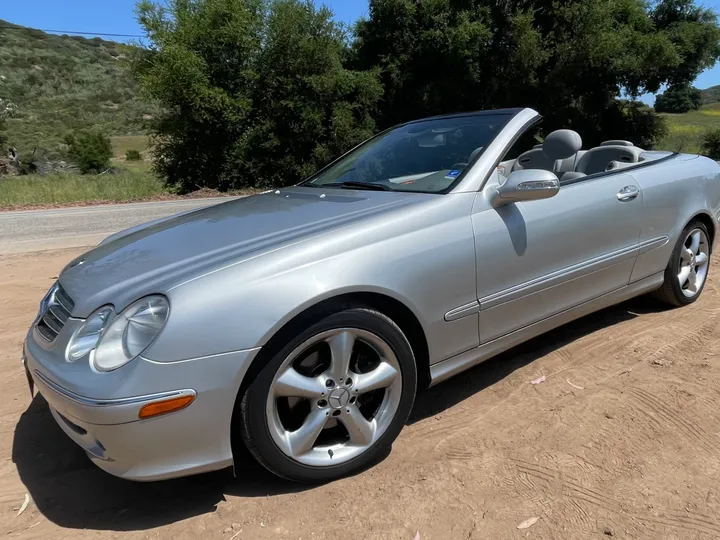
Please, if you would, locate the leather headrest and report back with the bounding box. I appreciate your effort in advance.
[600,140,633,147]
[542,130,582,160]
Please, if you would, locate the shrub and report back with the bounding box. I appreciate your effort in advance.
[64,131,112,173]
[700,129,720,160]
[125,149,142,161]
[655,86,703,114]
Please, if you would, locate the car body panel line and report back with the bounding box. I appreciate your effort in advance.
[429,271,664,385]
[478,242,641,311]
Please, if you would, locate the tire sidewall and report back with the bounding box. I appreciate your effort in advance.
[242,308,417,482]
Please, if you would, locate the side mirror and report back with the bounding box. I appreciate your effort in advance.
[493,169,559,206]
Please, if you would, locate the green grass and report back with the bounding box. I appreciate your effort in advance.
[0,169,168,207]
[657,103,720,154]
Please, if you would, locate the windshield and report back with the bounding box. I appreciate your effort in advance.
[301,113,513,193]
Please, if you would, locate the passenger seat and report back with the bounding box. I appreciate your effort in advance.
[512,129,583,174]
[574,145,644,176]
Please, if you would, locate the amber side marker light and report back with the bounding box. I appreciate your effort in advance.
[139,394,195,419]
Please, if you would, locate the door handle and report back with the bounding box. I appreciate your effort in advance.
[617,185,639,202]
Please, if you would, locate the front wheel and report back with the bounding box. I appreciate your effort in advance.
[238,307,417,483]
[653,220,711,306]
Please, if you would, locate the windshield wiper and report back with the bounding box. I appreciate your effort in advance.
[337,181,392,191]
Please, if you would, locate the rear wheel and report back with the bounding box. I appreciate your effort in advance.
[653,221,711,306]
[238,307,417,482]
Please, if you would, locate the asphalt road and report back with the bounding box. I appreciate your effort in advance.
[0,197,236,255]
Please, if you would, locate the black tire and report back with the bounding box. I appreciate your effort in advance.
[238,305,417,483]
[653,220,711,307]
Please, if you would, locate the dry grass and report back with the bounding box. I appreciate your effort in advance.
[0,169,168,208]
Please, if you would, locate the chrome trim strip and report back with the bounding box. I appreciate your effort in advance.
[32,370,195,407]
[430,271,665,386]
[479,243,639,310]
[444,301,480,322]
[637,235,669,255]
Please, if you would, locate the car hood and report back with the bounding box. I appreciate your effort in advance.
[59,187,429,316]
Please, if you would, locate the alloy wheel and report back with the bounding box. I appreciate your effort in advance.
[677,228,710,298]
[265,328,402,467]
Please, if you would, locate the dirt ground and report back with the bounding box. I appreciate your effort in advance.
[3,249,720,539]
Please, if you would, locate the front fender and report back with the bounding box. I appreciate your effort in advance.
[143,193,479,364]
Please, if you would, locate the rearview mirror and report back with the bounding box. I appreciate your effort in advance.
[493,169,559,206]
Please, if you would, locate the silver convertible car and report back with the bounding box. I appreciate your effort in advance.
[23,107,720,483]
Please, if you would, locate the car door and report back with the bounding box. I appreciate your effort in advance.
[471,170,643,343]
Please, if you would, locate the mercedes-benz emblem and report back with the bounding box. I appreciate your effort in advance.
[327,387,350,409]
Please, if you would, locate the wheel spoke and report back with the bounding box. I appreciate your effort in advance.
[340,405,376,446]
[696,252,709,266]
[353,361,398,394]
[686,268,699,293]
[678,265,692,285]
[274,367,325,398]
[327,330,355,382]
[681,248,694,264]
[287,409,329,456]
[689,230,701,254]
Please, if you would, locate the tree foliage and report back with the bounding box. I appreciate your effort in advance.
[134,0,381,192]
[125,149,142,161]
[134,0,720,191]
[352,0,719,146]
[701,128,720,159]
[64,131,113,174]
[655,85,703,113]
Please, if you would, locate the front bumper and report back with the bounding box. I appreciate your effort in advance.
[24,335,260,481]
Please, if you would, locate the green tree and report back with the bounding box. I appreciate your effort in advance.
[701,128,720,159]
[134,0,381,192]
[125,148,142,161]
[655,85,703,113]
[64,131,113,173]
[351,0,720,146]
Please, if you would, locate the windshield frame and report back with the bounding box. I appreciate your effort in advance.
[298,109,521,194]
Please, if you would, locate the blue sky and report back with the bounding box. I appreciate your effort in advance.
[2,0,719,104]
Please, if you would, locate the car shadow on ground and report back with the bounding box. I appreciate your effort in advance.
[12,295,669,532]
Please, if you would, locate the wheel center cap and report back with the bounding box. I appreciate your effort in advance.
[328,387,350,409]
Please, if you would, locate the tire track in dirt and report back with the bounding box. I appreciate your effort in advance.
[509,459,720,537]
[626,387,720,455]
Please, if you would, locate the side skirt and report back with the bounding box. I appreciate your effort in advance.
[428,271,664,387]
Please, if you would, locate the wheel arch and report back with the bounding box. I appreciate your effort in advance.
[690,211,716,251]
[229,291,431,464]
[237,292,431,399]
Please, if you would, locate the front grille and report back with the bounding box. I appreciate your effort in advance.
[36,284,74,342]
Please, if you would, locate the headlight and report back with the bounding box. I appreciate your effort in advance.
[93,295,170,372]
[67,306,114,362]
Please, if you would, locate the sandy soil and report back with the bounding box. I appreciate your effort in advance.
[2,248,720,539]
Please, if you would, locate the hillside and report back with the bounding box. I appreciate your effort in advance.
[657,102,720,153]
[701,85,720,105]
[0,20,157,159]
